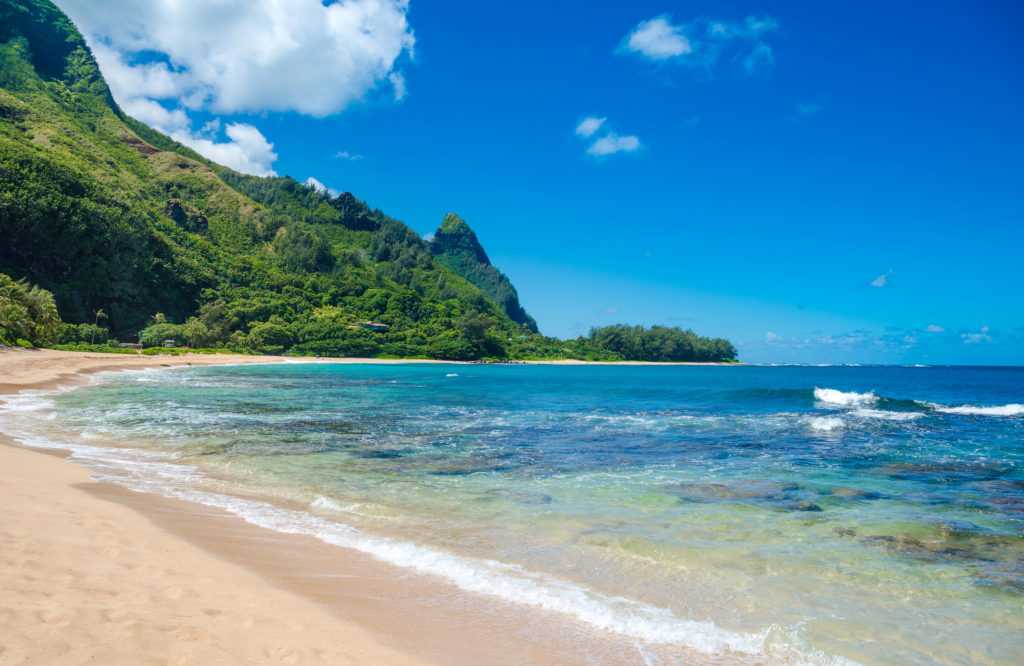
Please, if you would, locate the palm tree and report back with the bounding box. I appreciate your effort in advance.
[0,274,32,343]
[184,316,207,349]
[25,286,61,345]
[91,308,106,344]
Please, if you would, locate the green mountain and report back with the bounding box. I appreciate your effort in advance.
[429,213,538,332]
[0,0,737,363]
[0,0,530,360]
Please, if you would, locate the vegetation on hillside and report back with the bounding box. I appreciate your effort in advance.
[428,213,538,332]
[0,0,737,363]
[0,272,59,345]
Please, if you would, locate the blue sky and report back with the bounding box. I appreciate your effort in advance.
[57,0,1023,364]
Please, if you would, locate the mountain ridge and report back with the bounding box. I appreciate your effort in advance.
[0,0,736,363]
[429,213,538,332]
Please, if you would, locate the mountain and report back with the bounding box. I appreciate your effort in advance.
[0,0,736,363]
[429,213,538,332]
[0,0,528,360]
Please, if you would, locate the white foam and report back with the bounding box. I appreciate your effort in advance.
[813,388,878,407]
[310,495,361,513]
[446,373,459,377]
[933,403,1024,417]
[0,392,56,414]
[851,409,923,422]
[808,416,845,431]
[0,425,774,658]
[183,489,772,657]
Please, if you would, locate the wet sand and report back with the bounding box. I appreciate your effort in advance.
[0,348,721,664]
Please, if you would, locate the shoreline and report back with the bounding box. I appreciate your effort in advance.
[0,348,718,664]
[0,348,437,664]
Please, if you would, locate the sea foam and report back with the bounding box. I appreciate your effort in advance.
[0,400,777,660]
[813,388,878,407]
[932,403,1024,417]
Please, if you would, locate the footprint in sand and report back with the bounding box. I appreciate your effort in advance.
[172,623,212,644]
[203,608,255,628]
[101,608,138,627]
[35,608,70,626]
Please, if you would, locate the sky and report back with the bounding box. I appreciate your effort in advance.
[55,0,1024,364]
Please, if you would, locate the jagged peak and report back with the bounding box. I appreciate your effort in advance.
[439,212,471,233]
[431,212,490,265]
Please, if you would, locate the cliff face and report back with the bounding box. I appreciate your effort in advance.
[430,213,538,333]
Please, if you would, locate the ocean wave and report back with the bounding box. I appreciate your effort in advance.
[850,409,924,422]
[0,419,789,660]
[807,416,845,431]
[813,388,878,407]
[930,403,1024,417]
[0,391,57,414]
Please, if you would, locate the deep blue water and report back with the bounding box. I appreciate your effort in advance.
[4,363,1022,664]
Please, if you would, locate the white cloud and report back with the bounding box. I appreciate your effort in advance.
[334,150,364,161]
[587,133,641,156]
[765,331,782,343]
[621,16,692,60]
[574,116,641,158]
[389,72,407,101]
[305,177,339,197]
[177,123,278,176]
[742,43,774,74]
[870,269,893,287]
[575,116,607,138]
[925,324,945,333]
[603,307,619,314]
[59,0,414,116]
[57,0,414,174]
[618,13,778,74]
[962,332,993,344]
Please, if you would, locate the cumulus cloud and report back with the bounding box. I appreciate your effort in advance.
[575,116,607,138]
[60,0,414,115]
[183,123,279,176]
[603,307,619,314]
[925,324,945,333]
[574,116,640,158]
[618,13,778,75]
[765,331,782,343]
[58,0,414,173]
[587,133,640,156]
[304,176,339,197]
[621,16,692,60]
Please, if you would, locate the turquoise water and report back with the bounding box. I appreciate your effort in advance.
[3,363,1023,663]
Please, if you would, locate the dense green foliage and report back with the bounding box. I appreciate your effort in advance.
[429,213,538,332]
[0,271,60,345]
[0,0,737,363]
[586,325,737,363]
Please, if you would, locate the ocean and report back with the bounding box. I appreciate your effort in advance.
[2,363,1022,664]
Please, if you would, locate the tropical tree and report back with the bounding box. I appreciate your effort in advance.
[0,273,62,345]
[91,308,107,344]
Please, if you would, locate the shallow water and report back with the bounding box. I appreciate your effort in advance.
[3,363,1022,664]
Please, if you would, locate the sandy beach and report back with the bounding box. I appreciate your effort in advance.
[0,348,698,665]
[0,348,436,665]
